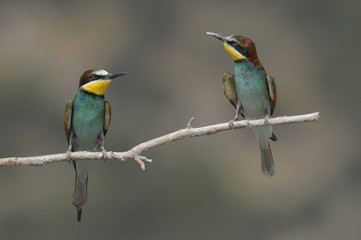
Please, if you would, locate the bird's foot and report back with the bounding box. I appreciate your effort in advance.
[101,147,108,162]
[264,115,270,125]
[66,149,72,163]
[228,119,236,129]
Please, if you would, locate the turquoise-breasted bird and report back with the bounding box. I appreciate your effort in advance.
[206,32,277,176]
[64,69,127,221]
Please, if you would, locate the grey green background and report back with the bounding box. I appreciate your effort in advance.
[0,0,360,239]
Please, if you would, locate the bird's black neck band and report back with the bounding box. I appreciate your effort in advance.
[234,59,245,64]
[80,88,105,98]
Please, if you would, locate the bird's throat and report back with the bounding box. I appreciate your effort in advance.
[223,43,246,61]
[81,80,112,96]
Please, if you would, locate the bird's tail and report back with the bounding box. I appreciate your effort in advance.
[259,144,275,177]
[72,172,88,222]
[252,126,276,176]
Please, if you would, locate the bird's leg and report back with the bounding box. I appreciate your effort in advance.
[228,102,242,129]
[66,132,74,163]
[99,132,108,161]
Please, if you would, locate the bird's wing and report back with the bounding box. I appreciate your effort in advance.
[222,72,238,109]
[64,99,74,144]
[266,73,277,115]
[104,101,111,136]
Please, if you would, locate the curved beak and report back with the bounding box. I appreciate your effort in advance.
[107,72,128,79]
[206,32,228,42]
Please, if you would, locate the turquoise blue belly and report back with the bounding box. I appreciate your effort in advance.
[234,60,271,119]
[72,90,105,151]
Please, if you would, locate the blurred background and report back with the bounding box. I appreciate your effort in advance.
[0,0,360,239]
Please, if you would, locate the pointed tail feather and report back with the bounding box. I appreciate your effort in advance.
[72,173,88,222]
[77,209,83,222]
[270,132,278,142]
[260,145,275,176]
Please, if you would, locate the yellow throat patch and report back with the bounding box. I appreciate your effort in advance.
[223,43,246,61]
[81,80,112,96]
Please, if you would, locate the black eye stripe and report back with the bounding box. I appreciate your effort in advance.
[82,75,100,85]
[228,40,247,56]
[89,74,105,81]
[79,72,105,87]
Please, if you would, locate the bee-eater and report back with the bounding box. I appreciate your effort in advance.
[64,69,127,222]
[207,32,277,176]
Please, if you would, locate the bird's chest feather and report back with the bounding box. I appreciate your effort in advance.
[234,61,270,118]
[72,91,105,149]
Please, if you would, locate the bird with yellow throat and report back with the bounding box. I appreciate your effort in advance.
[207,32,277,176]
[64,69,127,221]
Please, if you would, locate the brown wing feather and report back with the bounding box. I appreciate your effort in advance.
[104,101,111,136]
[64,99,74,143]
[222,72,238,108]
[266,74,277,115]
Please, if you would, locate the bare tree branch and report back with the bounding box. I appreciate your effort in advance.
[0,112,319,169]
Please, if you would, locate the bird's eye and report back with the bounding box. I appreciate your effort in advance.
[91,75,98,80]
[231,41,238,47]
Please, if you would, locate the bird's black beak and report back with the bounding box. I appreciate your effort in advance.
[206,32,228,42]
[107,72,128,79]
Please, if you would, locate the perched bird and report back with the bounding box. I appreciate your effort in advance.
[64,69,127,221]
[207,32,277,176]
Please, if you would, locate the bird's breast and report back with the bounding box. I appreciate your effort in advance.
[72,91,105,151]
[234,61,271,119]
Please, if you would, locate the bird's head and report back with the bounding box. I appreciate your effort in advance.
[206,32,265,71]
[79,69,127,96]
